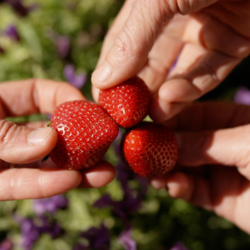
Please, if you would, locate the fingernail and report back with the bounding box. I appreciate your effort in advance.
[29,127,53,146]
[92,62,112,85]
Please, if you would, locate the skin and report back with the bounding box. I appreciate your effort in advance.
[91,0,250,121]
[0,79,115,201]
[149,102,250,234]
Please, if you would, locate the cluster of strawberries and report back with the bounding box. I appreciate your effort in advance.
[49,76,178,178]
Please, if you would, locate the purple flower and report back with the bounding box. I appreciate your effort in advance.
[74,224,110,250]
[20,218,40,250]
[15,215,64,250]
[3,24,20,41]
[170,242,188,250]
[94,184,142,223]
[118,226,136,250]
[0,239,13,250]
[33,194,68,216]
[55,36,71,58]
[234,87,250,105]
[64,64,87,89]
[0,0,37,17]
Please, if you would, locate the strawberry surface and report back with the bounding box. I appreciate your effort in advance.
[50,100,119,170]
[121,122,178,177]
[99,76,151,128]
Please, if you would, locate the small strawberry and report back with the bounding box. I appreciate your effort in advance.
[50,100,119,170]
[99,76,151,128]
[121,122,178,177]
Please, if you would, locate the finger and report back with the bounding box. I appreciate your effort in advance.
[92,31,183,103]
[22,121,48,128]
[0,120,57,164]
[148,175,169,190]
[182,11,250,60]
[165,167,250,233]
[176,124,250,179]
[78,161,116,188]
[149,9,250,122]
[0,79,85,117]
[92,0,134,103]
[92,85,100,103]
[163,102,250,131]
[96,0,134,68]
[0,168,82,200]
[138,21,184,94]
[92,0,216,89]
[165,167,243,212]
[92,13,186,103]
[149,46,241,122]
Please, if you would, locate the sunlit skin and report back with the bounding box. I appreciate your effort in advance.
[0,79,115,201]
[92,0,250,121]
[149,102,250,234]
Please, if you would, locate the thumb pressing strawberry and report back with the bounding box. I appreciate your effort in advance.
[121,122,178,178]
[99,76,151,128]
[49,100,119,170]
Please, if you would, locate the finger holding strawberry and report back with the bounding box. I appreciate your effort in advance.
[147,102,250,235]
[0,80,117,201]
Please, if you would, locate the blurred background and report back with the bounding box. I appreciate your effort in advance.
[0,0,250,250]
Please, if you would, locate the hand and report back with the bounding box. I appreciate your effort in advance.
[0,79,115,201]
[150,102,250,234]
[92,0,250,121]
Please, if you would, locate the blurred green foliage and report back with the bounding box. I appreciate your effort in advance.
[0,0,250,250]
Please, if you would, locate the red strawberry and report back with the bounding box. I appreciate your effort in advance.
[121,122,178,177]
[50,100,119,170]
[99,76,151,128]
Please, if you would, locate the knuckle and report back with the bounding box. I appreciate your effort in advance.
[186,60,219,95]
[0,120,21,150]
[110,31,147,65]
[161,0,193,15]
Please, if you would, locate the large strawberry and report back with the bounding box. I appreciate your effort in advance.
[121,122,178,177]
[50,100,119,170]
[99,76,151,128]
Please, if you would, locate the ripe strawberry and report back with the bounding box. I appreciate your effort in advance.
[99,76,151,128]
[121,122,178,177]
[50,100,119,170]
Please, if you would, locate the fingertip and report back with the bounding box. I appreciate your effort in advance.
[166,172,192,200]
[149,97,169,122]
[149,97,186,122]
[79,161,116,188]
[91,62,113,89]
[149,176,168,190]
[92,85,100,103]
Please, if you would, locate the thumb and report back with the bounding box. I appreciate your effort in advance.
[91,0,218,89]
[0,120,57,164]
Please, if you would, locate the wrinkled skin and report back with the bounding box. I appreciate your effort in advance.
[0,80,115,200]
[150,102,250,235]
[92,0,250,121]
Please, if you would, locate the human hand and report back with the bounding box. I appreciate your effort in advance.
[92,0,250,121]
[0,79,115,201]
[150,102,250,234]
